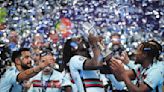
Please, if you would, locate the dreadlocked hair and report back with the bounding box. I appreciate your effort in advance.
[62,39,76,71]
[139,41,161,63]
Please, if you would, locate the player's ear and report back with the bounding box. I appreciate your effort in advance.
[15,58,21,65]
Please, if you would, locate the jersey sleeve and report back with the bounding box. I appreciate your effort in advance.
[144,69,163,90]
[69,55,87,70]
[106,74,126,90]
[0,68,19,91]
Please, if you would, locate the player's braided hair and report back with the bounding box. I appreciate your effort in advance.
[148,40,162,60]
[139,40,162,63]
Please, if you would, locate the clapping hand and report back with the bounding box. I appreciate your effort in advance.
[109,58,127,81]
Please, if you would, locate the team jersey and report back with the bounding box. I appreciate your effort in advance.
[28,69,72,92]
[69,55,105,92]
[0,66,22,92]
[106,64,129,90]
[99,74,109,87]
[132,61,164,92]
[62,71,78,92]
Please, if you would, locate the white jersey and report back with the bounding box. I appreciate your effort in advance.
[69,55,105,92]
[133,62,164,92]
[106,64,129,90]
[62,71,78,92]
[99,74,109,87]
[28,70,72,92]
[0,66,22,92]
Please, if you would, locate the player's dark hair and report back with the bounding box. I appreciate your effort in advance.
[12,48,30,63]
[139,40,162,63]
[148,40,162,60]
[62,39,76,71]
[11,51,21,63]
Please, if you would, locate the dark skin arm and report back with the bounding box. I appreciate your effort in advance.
[100,64,135,81]
[123,75,151,92]
[100,51,136,79]
[99,53,114,74]
[84,45,103,70]
[17,65,42,82]
[83,34,104,70]
[101,60,135,80]
[110,58,151,92]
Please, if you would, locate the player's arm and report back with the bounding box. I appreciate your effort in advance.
[83,34,103,70]
[123,75,151,92]
[17,59,53,82]
[110,59,152,92]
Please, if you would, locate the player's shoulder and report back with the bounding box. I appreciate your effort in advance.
[48,70,64,80]
[70,55,87,62]
[1,66,17,79]
[150,62,163,70]
[6,66,17,73]
[8,66,15,70]
[147,62,164,75]
[70,55,81,59]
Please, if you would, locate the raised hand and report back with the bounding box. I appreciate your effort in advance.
[88,33,99,45]
[116,51,130,64]
[110,58,126,81]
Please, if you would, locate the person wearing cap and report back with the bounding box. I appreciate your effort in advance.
[28,48,72,92]
[109,40,164,92]
[0,48,54,92]
[62,34,106,92]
